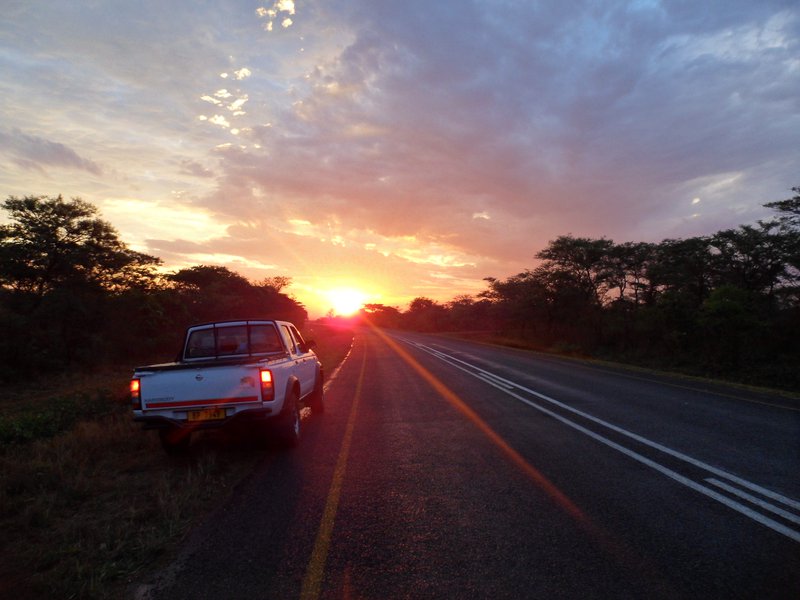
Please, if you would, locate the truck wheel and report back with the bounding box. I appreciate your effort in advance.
[274,392,301,448]
[159,428,190,455]
[307,376,325,414]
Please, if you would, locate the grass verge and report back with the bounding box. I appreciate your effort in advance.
[0,325,354,599]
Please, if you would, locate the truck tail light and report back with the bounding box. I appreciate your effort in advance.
[131,378,142,409]
[260,369,274,402]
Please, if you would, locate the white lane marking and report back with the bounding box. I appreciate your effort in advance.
[415,342,800,510]
[706,479,800,526]
[719,478,800,513]
[405,340,800,544]
[476,371,514,390]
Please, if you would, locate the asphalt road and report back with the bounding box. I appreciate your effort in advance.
[139,328,800,599]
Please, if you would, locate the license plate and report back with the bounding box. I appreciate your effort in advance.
[187,408,226,422]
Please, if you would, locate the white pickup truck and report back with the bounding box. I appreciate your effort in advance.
[131,319,324,453]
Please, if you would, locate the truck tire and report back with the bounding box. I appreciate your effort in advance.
[307,376,325,414]
[274,391,301,448]
[159,428,190,455]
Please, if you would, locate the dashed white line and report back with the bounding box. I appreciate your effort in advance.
[404,339,800,544]
[706,478,800,526]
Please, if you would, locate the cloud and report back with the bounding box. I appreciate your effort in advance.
[204,1,797,255]
[2,0,797,312]
[209,115,231,128]
[0,128,102,175]
[233,67,252,80]
[227,96,248,113]
[179,160,215,178]
[257,0,297,31]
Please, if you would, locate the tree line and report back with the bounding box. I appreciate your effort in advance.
[363,188,800,390]
[0,195,307,382]
[3,190,798,389]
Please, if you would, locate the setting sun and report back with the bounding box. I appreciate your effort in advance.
[326,288,367,316]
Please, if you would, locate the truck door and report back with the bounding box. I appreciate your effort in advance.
[280,324,315,396]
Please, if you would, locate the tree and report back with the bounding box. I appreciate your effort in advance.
[648,237,714,307]
[0,195,160,304]
[605,242,657,306]
[710,223,794,296]
[763,188,800,283]
[361,303,402,328]
[482,271,550,339]
[168,266,306,325]
[698,285,762,370]
[535,235,614,306]
[763,186,800,231]
[0,195,163,375]
[256,276,292,293]
[446,294,489,331]
[403,297,448,331]
[169,265,251,293]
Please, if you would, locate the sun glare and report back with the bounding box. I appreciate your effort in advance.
[326,288,366,316]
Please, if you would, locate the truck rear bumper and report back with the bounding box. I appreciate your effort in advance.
[134,406,276,431]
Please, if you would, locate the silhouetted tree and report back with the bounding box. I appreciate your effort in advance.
[361,303,402,328]
[535,235,615,307]
[698,285,763,371]
[605,242,658,306]
[446,295,492,331]
[256,276,292,293]
[403,297,448,331]
[764,186,800,230]
[167,265,306,326]
[0,195,160,305]
[0,195,162,376]
[710,224,793,296]
[482,271,551,341]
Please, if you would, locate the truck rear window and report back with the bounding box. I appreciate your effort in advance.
[185,324,283,359]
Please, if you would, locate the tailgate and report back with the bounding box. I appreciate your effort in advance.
[138,364,261,411]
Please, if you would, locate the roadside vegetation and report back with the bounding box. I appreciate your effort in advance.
[362,187,800,391]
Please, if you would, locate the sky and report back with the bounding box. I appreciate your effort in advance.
[1,1,798,317]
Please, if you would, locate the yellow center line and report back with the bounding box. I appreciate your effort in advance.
[300,348,367,600]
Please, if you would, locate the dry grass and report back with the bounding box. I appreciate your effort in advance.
[0,410,261,598]
[0,324,354,599]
